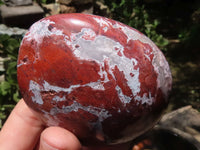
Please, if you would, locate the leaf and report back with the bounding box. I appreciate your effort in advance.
[0,112,6,119]
[41,0,47,4]
[0,81,11,96]
[7,54,18,60]
[119,0,126,7]
[111,2,117,11]
[0,34,10,42]
[2,104,15,109]
[13,91,20,102]
[6,61,17,75]
[154,19,159,27]
[6,38,20,54]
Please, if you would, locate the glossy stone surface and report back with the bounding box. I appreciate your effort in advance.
[17,13,172,146]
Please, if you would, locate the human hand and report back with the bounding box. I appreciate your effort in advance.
[0,99,131,150]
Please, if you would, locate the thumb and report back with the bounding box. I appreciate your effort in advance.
[39,126,82,150]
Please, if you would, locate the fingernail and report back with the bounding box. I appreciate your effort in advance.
[40,141,59,150]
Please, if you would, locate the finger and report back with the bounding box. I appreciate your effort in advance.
[39,126,82,150]
[0,99,44,150]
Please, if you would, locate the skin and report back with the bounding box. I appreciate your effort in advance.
[0,99,131,150]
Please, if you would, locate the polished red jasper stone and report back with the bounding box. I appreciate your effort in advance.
[17,13,172,145]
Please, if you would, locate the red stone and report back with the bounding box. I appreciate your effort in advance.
[17,13,172,146]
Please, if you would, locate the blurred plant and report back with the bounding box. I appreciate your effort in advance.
[39,0,55,4]
[0,34,21,127]
[103,0,169,51]
[178,24,200,49]
[0,0,4,5]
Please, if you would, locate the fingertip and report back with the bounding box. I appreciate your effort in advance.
[0,99,44,150]
[40,126,82,150]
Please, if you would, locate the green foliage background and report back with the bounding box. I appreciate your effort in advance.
[0,35,21,127]
[104,0,169,50]
[0,0,200,127]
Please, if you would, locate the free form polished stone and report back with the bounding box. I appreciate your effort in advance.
[17,13,172,146]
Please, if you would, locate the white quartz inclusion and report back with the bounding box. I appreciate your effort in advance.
[50,101,112,122]
[25,19,64,44]
[29,80,112,122]
[71,28,141,100]
[29,79,105,105]
[113,23,172,100]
